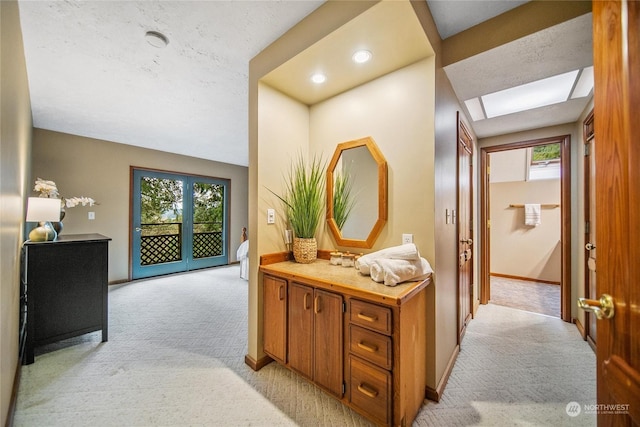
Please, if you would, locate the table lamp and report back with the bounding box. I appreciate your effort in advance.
[26,197,61,242]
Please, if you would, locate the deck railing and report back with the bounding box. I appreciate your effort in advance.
[140,222,223,265]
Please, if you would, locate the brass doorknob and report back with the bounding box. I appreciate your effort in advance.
[578,294,614,319]
[585,243,596,250]
[460,238,473,245]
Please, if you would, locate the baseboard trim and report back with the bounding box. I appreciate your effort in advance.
[6,359,22,427]
[244,353,273,371]
[490,272,560,286]
[573,317,586,339]
[425,344,460,402]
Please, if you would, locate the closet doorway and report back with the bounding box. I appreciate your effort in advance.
[479,135,571,322]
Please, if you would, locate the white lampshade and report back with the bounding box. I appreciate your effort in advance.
[26,197,61,222]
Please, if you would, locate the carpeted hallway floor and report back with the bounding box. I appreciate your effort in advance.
[14,266,596,426]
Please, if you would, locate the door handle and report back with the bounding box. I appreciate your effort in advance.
[585,243,596,250]
[135,227,143,232]
[460,238,473,245]
[578,294,614,319]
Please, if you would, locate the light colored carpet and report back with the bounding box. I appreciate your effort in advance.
[14,266,596,426]
[490,275,561,318]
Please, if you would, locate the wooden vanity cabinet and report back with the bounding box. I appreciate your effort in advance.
[288,282,343,396]
[263,275,287,364]
[260,259,429,426]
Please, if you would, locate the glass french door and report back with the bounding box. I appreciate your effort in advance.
[132,169,228,279]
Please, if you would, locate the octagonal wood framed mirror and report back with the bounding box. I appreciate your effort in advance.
[326,136,387,249]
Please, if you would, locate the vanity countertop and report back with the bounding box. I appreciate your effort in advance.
[259,259,430,306]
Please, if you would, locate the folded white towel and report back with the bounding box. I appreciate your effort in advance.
[369,257,434,287]
[524,204,541,227]
[356,243,420,276]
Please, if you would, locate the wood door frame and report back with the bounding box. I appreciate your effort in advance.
[457,114,474,342]
[582,110,596,348]
[479,135,572,322]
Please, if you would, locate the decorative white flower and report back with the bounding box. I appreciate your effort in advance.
[65,197,96,208]
[33,178,97,208]
[34,178,59,198]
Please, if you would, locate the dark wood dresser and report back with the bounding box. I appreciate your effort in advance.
[21,233,111,364]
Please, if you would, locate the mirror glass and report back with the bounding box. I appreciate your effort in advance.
[327,137,387,248]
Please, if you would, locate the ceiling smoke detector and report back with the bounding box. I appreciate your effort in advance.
[145,31,169,48]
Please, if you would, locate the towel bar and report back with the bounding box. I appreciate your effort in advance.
[509,204,559,208]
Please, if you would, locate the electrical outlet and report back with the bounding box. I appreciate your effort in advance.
[88,211,95,220]
[402,233,413,244]
[267,208,275,224]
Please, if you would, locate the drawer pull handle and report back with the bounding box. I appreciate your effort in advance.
[278,285,284,301]
[357,383,378,398]
[357,341,378,353]
[357,312,378,322]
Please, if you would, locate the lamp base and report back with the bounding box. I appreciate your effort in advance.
[28,222,58,242]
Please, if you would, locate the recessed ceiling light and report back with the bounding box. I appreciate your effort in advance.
[145,31,169,48]
[311,73,326,84]
[352,50,372,64]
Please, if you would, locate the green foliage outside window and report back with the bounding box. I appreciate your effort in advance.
[141,177,223,235]
[531,143,561,162]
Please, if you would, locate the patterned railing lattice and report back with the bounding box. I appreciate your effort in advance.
[140,234,181,265]
[192,232,223,259]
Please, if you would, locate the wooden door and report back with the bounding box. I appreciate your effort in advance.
[583,111,597,348]
[590,1,640,424]
[263,275,287,364]
[313,289,343,397]
[457,116,473,340]
[288,282,314,379]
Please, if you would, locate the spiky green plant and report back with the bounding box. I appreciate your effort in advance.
[268,153,326,239]
[332,168,356,230]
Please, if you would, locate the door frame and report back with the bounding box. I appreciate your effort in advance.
[582,110,597,349]
[479,135,572,322]
[129,166,230,279]
[457,114,474,342]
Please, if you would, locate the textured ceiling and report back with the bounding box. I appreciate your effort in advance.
[18,1,593,166]
[18,1,324,166]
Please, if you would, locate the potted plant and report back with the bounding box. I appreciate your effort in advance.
[269,153,326,263]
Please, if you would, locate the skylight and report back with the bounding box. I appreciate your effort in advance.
[464,67,593,121]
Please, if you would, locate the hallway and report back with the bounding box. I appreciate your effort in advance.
[14,267,595,426]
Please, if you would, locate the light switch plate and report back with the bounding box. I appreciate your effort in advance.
[267,208,275,224]
[88,211,95,220]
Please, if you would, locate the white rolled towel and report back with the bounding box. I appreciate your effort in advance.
[356,243,420,276]
[369,257,433,287]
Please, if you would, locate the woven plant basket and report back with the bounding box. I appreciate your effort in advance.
[293,237,317,264]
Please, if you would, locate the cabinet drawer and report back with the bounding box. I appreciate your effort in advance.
[349,356,391,426]
[350,299,392,335]
[350,325,392,370]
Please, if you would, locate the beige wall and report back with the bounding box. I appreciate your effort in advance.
[490,179,561,282]
[0,1,33,424]
[31,129,248,282]
[249,0,466,396]
[310,58,435,257]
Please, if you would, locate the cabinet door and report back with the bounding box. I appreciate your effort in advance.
[288,282,314,379]
[314,289,343,397]
[263,275,287,363]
